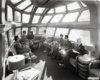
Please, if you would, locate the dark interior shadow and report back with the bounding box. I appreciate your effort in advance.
[39,51,86,80]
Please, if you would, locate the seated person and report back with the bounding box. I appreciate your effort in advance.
[51,34,64,59]
[14,36,37,59]
[20,30,29,46]
[27,31,34,47]
[59,38,86,68]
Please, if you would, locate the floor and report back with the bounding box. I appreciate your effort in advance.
[26,46,86,80]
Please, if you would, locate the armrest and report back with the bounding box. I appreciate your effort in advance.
[89,60,100,69]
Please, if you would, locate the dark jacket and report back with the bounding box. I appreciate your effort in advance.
[14,42,30,54]
[75,43,86,55]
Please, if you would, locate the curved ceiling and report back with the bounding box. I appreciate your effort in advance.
[7,0,92,24]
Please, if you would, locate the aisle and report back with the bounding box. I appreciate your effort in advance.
[31,47,85,80]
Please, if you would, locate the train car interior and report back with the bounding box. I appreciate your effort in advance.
[0,0,100,80]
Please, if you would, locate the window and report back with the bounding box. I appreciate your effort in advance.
[9,29,14,45]
[46,28,56,37]
[67,2,80,10]
[17,0,31,10]
[50,14,63,23]
[15,28,21,38]
[11,0,21,4]
[78,10,90,22]
[55,6,66,13]
[41,15,52,23]
[35,8,45,14]
[22,28,28,34]
[39,27,46,34]
[22,14,30,23]
[69,29,90,44]
[15,11,21,22]
[31,27,36,34]
[7,5,13,21]
[62,12,79,22]
[25,5,33,12]
[48,8,54,14]
[55,28,69,37]
[32,15,40,23]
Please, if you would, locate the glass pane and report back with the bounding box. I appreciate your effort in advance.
[22,28,28,34]
[41,15,52,23]
[25,5,33,12]
[67,2,80,10]
[62,12,79,22]
[22,14,30,23]
[15,28,21,38]
[55,28,69,37]
[32,15,40,23]
[46,28,55,37]
[9,29,14,45]
[50,14,63,23]
[15,11,21,22]
[35,7,45,14]
[17,0,31,10]
[48,8,54,14]
[7,6,13,21]
[80,1,87,7]
[11,0,21,4]
[31,27,36,34]
[55,6,66,13]
[69,29,90,44]
[39,27,46,34]
[78,10,90,22]
[2,32,8,50]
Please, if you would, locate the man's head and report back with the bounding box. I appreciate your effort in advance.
[14,36,19,41]
[43,30,46,34]
[30,31,33,34]
[77,38,82,45]
[65,35,68,39]
[23,30,26,34]
[60,34,63,38]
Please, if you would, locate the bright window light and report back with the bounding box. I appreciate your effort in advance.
[15,28,21,36]
[78,10,90,22]
[69,29,90,44]
[32,15,40,23]
[10,0,21,4]
[55,6,66,13]
[55,28,69,37]
[35,8,45,14]
[80,1,87,7]
[50,14,63,23]
[31,27,36,34]
[41,15,52,23]
[9,29,14,45]
[62,12,79,22]
[7,6,13,21]
[15,11,21,22]
[17,0,31,10]
[22,14,30,23]
[48,8,54,13]
[46,28,56,37]
[25,5,33,12]
[97,0,100,2]
[39,27,46,34]
[67,2,80,10]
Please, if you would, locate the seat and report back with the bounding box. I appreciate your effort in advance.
[89,60,100,78]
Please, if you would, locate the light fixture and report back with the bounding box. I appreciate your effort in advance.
[85,44,95,58]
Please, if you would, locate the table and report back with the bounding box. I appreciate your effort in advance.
[5,67,40,80]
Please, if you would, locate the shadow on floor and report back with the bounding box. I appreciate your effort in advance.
[32,46,86,80]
